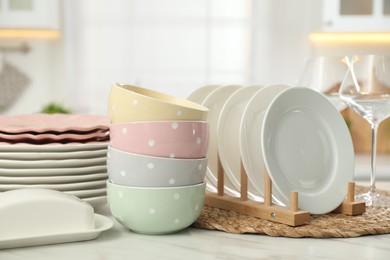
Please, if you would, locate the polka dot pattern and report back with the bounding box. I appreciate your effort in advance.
[171,122,179,129]
[107,182,206,234]
[148,139,156,147]
[110,121,208,159]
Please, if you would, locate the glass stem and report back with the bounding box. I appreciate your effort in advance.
[369,122,378,194]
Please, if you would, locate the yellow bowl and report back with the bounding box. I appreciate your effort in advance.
[108,84,209,123]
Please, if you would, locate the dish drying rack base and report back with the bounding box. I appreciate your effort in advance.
[204,151,365,227]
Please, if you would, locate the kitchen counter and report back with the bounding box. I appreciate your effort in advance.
[1,154,390,259]
[1,192,390,260]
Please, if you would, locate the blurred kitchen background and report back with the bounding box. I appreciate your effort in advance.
[0,0,389,116]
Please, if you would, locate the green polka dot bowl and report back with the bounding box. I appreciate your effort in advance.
[106,180,206,234]
[108,83,209,123]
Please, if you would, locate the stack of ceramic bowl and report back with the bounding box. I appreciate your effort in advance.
[106,83,209,234]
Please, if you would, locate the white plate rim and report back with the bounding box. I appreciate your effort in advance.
[201,85,243,196]
[0,179,107,191]
[187,84,221,104]
[261,87,354,214]
[0,173,108,184]
[0,165,107,177]
[0,142,109,152]
[239,84,290,204]
[0,149,108,160]
[217,86,263,201]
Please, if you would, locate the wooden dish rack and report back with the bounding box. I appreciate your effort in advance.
[204,151,366,227]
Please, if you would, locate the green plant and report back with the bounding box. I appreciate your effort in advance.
[41,102,72,114]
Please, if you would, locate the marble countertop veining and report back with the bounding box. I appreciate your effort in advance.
[1,202,390,260]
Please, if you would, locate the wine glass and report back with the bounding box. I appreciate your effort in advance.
[296,56,349,111]
[339,55,390,206]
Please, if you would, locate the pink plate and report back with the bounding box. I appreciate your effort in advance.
[0,114,109,134]
[0,130,109,142]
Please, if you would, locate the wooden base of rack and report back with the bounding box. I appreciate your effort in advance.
[204,152,365,227]
[205,192,310,226]
[333,182,366,215]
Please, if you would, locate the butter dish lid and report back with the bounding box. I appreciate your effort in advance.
[0,189,113,249]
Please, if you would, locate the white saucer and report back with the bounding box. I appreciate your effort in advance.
[261,87,354,214]
[239,84,290,204]
[217,86,263,201]
[202,85,242,196]
[0,214,113,249]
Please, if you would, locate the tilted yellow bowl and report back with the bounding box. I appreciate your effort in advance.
[108,84,209,123]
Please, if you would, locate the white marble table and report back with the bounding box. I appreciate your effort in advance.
[1,197,390,260]
[1,154,390,259]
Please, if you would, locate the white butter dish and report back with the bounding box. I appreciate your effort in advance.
[0,189,113,249]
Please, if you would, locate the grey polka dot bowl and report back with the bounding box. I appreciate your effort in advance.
[109,121,209,159]
[107,180,206,234]
[108,84,209,123]
[107,146,208,187]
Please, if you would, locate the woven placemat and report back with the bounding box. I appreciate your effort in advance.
[193,186,390,238]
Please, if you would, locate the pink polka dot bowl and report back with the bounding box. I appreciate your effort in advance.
[107,180,206,234]
[107,146,208,187]
[109,121,209,159]
[108,84,209,123]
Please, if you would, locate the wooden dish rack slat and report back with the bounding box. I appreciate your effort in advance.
[204,151,366,227]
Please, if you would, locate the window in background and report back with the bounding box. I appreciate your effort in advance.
[65,0,252,114]
[384,0,390,14]
[340,0,373,15]
[9,0,33,10]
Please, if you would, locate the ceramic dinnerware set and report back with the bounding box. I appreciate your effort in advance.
[106,83,210,234]
[188,84,355,215]
[0,114,110,208]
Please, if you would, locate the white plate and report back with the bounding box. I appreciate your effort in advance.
[0,214,112,249]
[187,85,221,104]
[0,157,106,169]
[188,84,221,193]
[0,149,107,160]
[0,165,107,177]
[217,86,263,201]
[261,87,354,214]
[0,173,108,184]
[65,188,107,199]
[0,142,108,152]
[83,196,107,208]
[202,85,242,196]
[0,179,107,192]
[239,84,290,204]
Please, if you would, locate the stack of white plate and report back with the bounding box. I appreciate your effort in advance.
[0,114,110,208]
[188,85,355,214]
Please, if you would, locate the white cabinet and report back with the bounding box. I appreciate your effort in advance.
[323,0,390,31]
[0,0,60,30]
